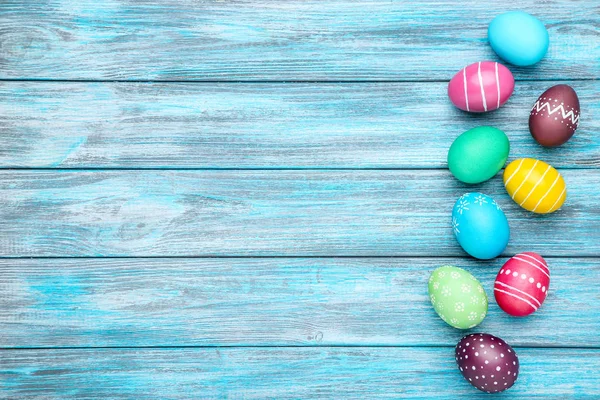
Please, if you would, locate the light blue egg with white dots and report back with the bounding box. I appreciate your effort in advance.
[488,11,549,67]
[452,193,510,260]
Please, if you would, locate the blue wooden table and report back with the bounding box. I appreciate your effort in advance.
[1,1,599,398]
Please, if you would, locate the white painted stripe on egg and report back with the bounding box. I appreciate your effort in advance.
[511,160,539,200]
[477,62,488,112]
[504,159,525,186]
[495,62,500,109]
[494,288,538,311]
[495,281,542,306]
[517,253,549,271]
[547,185,567,213]
[519,165,551,206]
[532,173,561,213]
[463,67,470,111]
[512,257,550,279]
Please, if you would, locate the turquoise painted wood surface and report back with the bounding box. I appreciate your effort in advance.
[1,0,599,398]
[2,348,600,399]
[1,257,599,348]
[0,0,598,81]
[1,81,598,169]
[1,170,599,257]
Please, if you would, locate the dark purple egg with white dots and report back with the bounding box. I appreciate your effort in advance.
[455,333,519,393]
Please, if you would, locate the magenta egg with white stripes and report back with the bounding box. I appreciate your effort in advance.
[448,61,515,113]
[494,252,550,317]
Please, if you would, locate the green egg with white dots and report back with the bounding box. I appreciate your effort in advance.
[428,266,488,329]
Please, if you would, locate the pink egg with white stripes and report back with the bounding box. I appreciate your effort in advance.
[448,61,515,112]
[494,252,550,317]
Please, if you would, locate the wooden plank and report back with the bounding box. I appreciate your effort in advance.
[0,1,598,81]
[1,257,598,348]
[0,170,599,257]
[1,347,599,398]
[1,81,598,169]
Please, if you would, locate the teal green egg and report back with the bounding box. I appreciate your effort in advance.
[488,11,549,66]
[428,266,488,329]
[448,126,509,184]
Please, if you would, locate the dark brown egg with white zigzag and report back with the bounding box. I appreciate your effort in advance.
[455,333,519,393]
[529,84,580,147]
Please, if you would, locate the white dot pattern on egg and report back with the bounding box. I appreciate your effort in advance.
[428,266,488,329]
[494,252,550,317]
[456,333,519,393]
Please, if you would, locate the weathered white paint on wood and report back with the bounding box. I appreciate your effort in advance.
[2,347,599,398]
[1,81,598,168]
[1,2,598,398]
[0,170,598,257]
[1,1,598,80]
[1,257,597,348]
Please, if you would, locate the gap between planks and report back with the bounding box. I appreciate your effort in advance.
[1,79,599,84]
[1,167,599,171]
[3,345,600,351]
[0,255,598,259]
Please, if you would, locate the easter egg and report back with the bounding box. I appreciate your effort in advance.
[456,333,519,393]
[529,84,580,147]
[448,126,509,184]
[448,61,514,113]
[494,252,550,317]
[488,11,549,66]
[503,158,566,213]
[428,266,488,329]
[452,193,509,260]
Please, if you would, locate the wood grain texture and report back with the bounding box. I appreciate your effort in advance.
[0,0,598,81]
[1,257,598,348]
[1,81,598,168]
[1,169,599,257]
[2,347,599,399]
[2,2,599,396]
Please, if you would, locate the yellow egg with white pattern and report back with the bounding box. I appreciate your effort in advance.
[503,158,566,213]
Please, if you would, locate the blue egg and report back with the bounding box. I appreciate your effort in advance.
[452,193,509,260]
[488,11,549,66]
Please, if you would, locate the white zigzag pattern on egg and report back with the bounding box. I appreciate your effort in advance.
[531,100,580,125]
